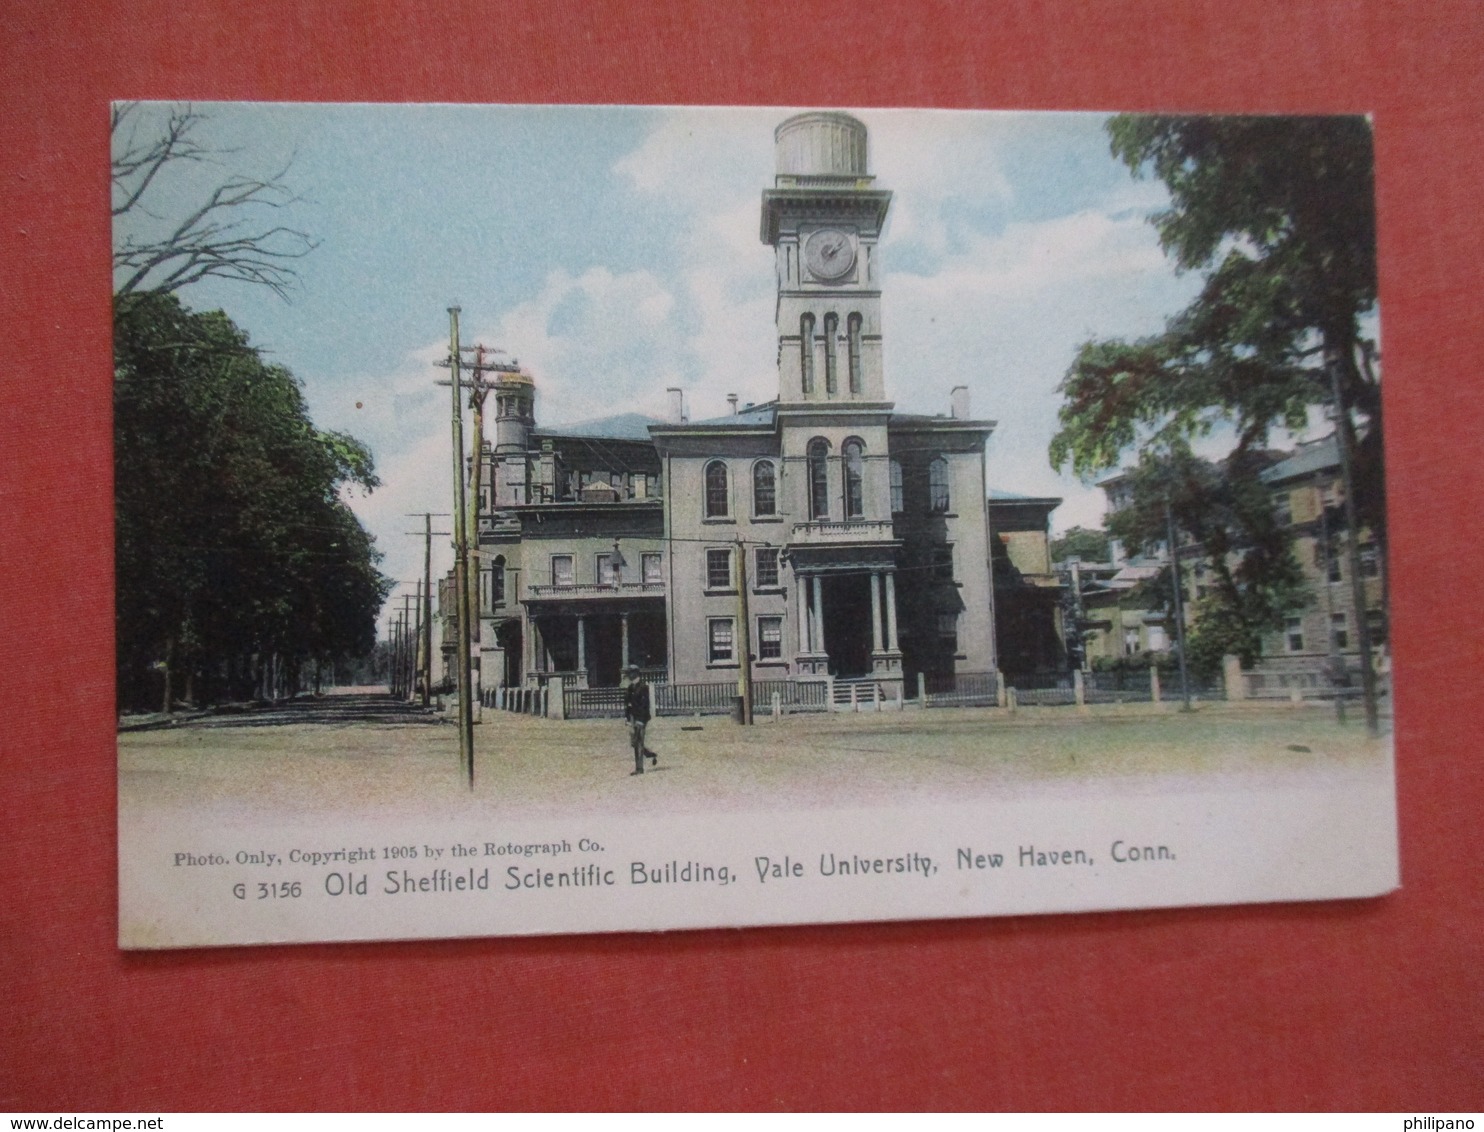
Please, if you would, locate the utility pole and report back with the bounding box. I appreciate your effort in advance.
[1164,498,1192,712]
[400,594,420,702]
[405,513,451,709]
[1327,349,1380,737]
[446,307,475,787]
[385,616,396,695]
[436,335,525,759]
[735,536,753,725]
[465,346,492,723]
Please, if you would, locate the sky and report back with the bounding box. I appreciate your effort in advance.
[113,102,1208,633]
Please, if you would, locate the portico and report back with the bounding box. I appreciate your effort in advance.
[524,600,667,688]
[788,538,902,683]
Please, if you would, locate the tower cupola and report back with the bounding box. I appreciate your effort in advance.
[761,112,893,405]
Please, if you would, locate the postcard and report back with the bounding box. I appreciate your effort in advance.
[114,103,1397,948]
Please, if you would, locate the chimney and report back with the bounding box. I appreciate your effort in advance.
[667,387,685,423]
[727,393,739,415]
[950,385,970,419]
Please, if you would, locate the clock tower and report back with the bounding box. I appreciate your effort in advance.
[761,112,893,404]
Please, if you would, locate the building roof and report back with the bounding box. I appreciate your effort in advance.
[1260,435,1340,485]
[679,403,779,428]
[534,413,664,443]
[888,411,997,430]
[988,488,1063,505]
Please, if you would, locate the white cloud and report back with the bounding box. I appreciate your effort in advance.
[867,109,1017,256]
[343,107,1206,627]
[884,205,1200,534]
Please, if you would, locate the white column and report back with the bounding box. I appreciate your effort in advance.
[870,571,884,652]
[621,612,630,668]
[812,574,826,653]
[576,616,587,675]
[885,570,900,652]
[795,573,810,653]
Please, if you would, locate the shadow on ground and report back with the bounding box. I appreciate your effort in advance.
[119,693,443,732]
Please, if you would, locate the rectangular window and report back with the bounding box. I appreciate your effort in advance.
[890,459,904,513]
[754,547,780,589]
[929,458,950,513]
[1331,613,1349,651]
[1274,492,1293,527]
[1286,616,1304,652]
[551,555,574,588]
[708,618,735,663]
[1360,545,1380,578]
[642,552,662,585]
[938,612,959,654]
[757,616,783,660]
[1367,608,1387,646]
[706,548,733,590]
[595,553,614,586]
[931,546,954,582]
[1327,552,1343,583]
[1146,625,1168,652]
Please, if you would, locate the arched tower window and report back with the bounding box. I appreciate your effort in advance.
[823,313,839,395]
[704,460,729,518]
[799,314,816,395]
[929,457,950,513]
[807,438,831,520]
[847,313,863,394]
[752,460,776,517]
[843,439,865,518]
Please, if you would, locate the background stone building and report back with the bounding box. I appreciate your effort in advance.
[445,111,1065,698]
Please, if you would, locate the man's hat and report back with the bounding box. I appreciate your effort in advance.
[625,664,641,674]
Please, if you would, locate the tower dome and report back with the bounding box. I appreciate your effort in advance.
[774,112,869,180]
[491,362,535,455]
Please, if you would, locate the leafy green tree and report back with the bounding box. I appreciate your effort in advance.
[1050,526,1111,564]
[1050,115,1383,541]
[1049,115,1381,671]
[114,291,391,710]
[1107,446,1306,675]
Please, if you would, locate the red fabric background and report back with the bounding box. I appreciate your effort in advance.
[3,0,1481,1111]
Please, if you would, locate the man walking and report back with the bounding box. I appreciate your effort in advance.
[622,664,657,776]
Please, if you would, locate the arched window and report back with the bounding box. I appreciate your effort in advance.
[847,313,863,394]
[752,460,776,517]
[823,313,839,395]
[890,458,904,514]
[807,438,830,520]
[799,314,816,395]
[843,438,865,519]
[704,460,729,518]
[929,457,950,513]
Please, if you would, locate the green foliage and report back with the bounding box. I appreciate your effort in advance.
[114,291,392,709]
[1049,115,1380,672]
[1050,115,1382,537]
[1050,525,1111,564]
[1107,445,1307,676]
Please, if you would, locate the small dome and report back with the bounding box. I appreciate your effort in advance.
[774,112,869,177]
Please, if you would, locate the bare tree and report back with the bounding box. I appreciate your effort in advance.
[111,102,317,300]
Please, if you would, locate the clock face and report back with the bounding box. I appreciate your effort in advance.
[803,228,857,281]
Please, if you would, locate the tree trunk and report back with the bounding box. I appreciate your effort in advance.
[162,634,175,714]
